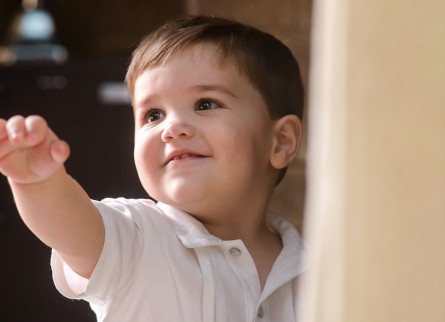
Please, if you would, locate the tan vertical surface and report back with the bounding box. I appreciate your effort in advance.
[301,0,445,321]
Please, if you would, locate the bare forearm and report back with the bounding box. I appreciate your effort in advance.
[10,168,104,278]
[0,116,104,278]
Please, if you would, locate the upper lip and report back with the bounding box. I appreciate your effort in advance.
[164,149,206,165]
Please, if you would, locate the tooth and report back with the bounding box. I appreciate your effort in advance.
[171,153,196,162]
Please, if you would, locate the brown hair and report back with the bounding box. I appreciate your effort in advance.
[126,15,304,120]
[126,15,304,184]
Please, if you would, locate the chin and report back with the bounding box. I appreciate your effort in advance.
[158,182,207,207]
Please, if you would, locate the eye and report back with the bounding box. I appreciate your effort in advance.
[144,109,164,123]
[195,99,222,111]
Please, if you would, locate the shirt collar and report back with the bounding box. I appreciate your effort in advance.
[156,202,304,258]
[156,202,222,248]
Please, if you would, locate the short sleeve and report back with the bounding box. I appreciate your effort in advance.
[51,198,157,303]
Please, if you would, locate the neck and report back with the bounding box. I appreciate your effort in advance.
[203,212,268,241]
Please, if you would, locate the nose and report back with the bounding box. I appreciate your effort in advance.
[161,120,195,142]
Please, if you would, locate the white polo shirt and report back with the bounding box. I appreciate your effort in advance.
[51,198,305,322]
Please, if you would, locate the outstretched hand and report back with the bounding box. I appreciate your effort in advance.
[0,115,69,184]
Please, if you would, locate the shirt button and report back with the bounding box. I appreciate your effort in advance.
[257,306,264,318]
[229,247,241,256]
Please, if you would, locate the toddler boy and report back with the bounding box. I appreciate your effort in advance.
[0,15,305,321]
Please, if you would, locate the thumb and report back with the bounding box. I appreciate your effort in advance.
[50,140,70,164]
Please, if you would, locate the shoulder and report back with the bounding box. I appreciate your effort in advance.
[92,197,163,219]
[91,197,171,232]
[91,198,204,237]
[93,197,157,212]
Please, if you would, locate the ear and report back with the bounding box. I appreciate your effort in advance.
[270,115,302,169]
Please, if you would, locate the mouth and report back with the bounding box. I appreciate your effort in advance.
[164,152,206,165]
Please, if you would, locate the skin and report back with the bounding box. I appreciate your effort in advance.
[0,43,301,288]
[134,44,277,235]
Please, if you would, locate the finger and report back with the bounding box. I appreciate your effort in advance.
[50,140,70,164]
[0,119,7,140]
[0,119,10,157]
[6,115,26,142]
[25,115,48,145]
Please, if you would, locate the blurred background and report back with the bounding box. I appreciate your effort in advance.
[0,0,311,320]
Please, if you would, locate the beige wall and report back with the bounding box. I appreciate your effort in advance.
[300,0,445,321]
[186,0,312,229]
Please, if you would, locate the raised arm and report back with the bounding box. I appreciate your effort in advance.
[0,115,104,279]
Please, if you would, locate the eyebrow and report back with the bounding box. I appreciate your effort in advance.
[192,84,239,99]
[134,83,239,109]
[135,94,159,109]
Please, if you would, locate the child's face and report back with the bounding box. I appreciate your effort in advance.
[132,43,277,217]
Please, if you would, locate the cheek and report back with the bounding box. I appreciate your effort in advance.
[133,131,160,180]
[236,125,274,169]
[218,126,270,169]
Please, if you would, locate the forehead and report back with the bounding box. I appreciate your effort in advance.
[133,43,253,101]
[139,42,245,81]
